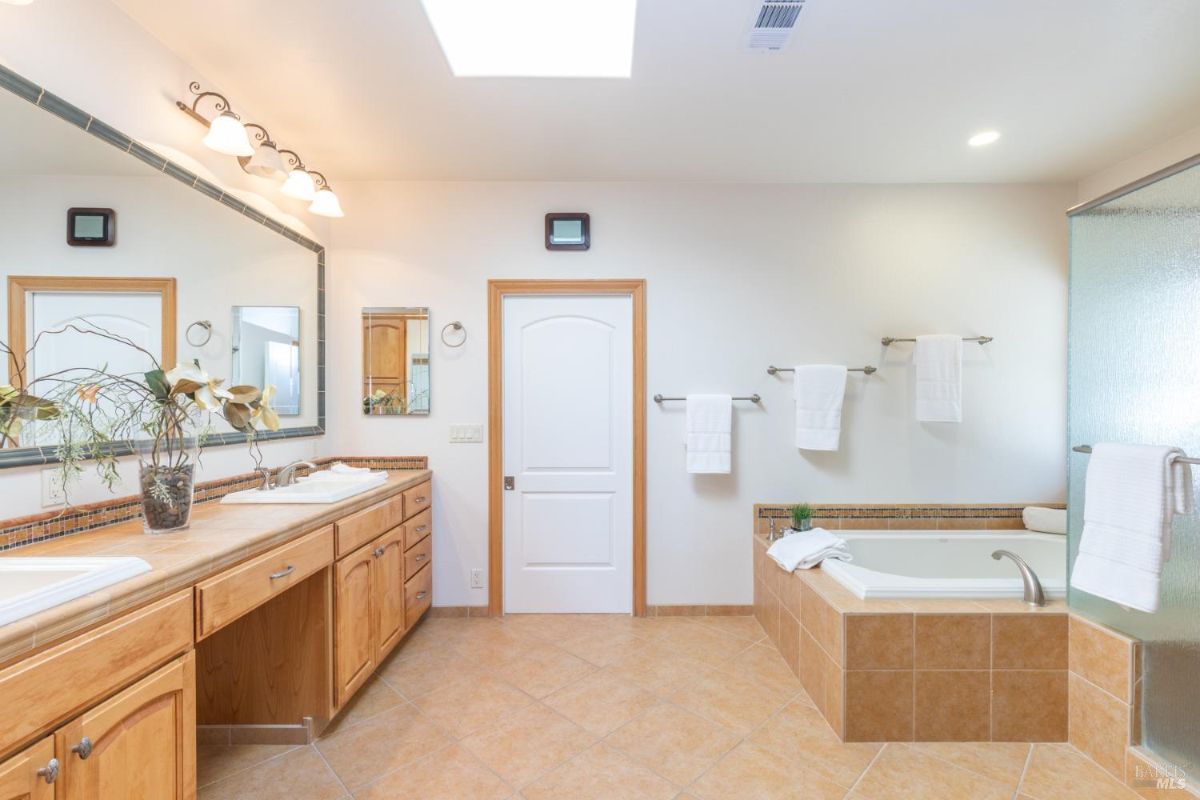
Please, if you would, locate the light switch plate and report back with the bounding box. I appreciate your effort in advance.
[449,423,484,443]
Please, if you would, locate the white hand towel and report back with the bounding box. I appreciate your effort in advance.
[686,394,732,474]
[1071,443,1194,612]
[766,528,851,572]
[1022,506,1067,535]
[331,462,371,475]
[302,463,388,482]
[793,365,848,451]
[914,335,963,422]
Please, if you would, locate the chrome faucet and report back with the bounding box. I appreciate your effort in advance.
[766,516,780,543]
[992,550,1046,607]
[275,460,317,487]
[255,467,273,491]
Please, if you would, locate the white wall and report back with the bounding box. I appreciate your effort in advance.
[326,181,1075,607]
[1077,122,1200,204]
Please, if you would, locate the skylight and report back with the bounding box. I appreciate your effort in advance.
[420,0,637,78]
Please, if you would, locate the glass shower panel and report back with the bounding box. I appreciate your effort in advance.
[1068,162,1200,778]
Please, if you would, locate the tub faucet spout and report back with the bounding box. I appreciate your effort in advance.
[991,550,1046,607]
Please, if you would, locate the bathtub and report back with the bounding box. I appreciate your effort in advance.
[818,530,1066,600]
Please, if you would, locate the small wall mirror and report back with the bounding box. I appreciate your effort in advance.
[362,307,430,416]
[232,306,301,416]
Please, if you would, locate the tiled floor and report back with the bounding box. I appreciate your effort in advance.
[198,614,1144,800]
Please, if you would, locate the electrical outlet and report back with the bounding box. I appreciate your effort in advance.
[470,568,484,588]
[449,423,484,443]
[41,469,66,507]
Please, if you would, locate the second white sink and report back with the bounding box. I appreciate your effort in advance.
[0,556,152,627]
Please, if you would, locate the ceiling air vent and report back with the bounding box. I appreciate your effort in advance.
[747,0,805,51]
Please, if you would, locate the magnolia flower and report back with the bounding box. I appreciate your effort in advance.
[76,384,101,404]
[252,385,280,431]
[165,363,232,410]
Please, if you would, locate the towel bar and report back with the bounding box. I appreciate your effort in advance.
[653,394,760,403]
[1073,445,1200,465]
[881,335,993,346]
[767,365,876,375]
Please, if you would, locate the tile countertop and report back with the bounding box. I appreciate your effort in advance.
[0,469,431,666]
[753,532,1068,615]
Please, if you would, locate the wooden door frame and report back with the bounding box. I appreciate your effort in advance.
[488,279,647,616]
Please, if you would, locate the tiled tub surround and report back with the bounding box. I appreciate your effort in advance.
[0,455,428,552]
[754,502,1065,534]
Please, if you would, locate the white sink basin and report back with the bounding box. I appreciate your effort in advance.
[0,557,152,627]
[220,475,387,505]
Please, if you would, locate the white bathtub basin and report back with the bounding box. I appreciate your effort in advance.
[818,530,1066,600]
[0,556,152,627]
[220,475,387,505]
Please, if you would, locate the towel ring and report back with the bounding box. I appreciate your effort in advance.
[441,321,466,348]
[185,320,212,347]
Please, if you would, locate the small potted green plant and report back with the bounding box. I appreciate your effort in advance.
[789,503,815,532]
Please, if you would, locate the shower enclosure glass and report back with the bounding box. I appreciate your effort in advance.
[1068,160,1200,778]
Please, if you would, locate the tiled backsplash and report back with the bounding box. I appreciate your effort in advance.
[0,456,427,552]
[754,502,1065,534]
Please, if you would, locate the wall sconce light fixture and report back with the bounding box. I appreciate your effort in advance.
[240,124,287,179]
[278,150,317,200]
[177,83,254,157]
[308,172,345,218]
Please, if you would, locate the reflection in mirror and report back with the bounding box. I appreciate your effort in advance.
[363,307,430,416]
[232,306,301,416]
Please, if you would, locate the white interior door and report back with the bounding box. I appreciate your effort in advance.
[502,294,633,613]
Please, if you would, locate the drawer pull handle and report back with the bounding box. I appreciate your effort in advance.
[416,591,428,601]
[415,496,427,503]
[373,546,386,558]
[71,738,93,760]
[415,553,427,562]
[38,758,60,783]
[269,565,296,580]
[414,525,428,533]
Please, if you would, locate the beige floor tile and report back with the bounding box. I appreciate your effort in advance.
[627,615,702,642]
[688,742,846,800]
[692,615,767,642]
[656,622,755,668]
[660,663,793,735]
[609,643,719,693]
[352,744,512,800]
[1019,743,1140,800]
[543,667,661,736]
[411,674,535,738]
[198,746,348,800]
[496,642,597,698]
[315,703,453,790]
[747,700,881,788]
[197,744,299,789]
[323,676,405,735]
[557,627,649,667]
[452,623,542,669]
[605,703,741,786]
[390,618,465,658]
[460,703,595,786]
[722,642,805,697]
[519,743,678,800]
[377,645,486,700]
[905,741,1032,788]
[851,743,1015,800]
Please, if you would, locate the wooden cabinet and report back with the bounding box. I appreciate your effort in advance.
[335,494,404,557]
[402,481,432,519]
[0,736,56,800]
[405,563,433,629]
[334,544,376,708]
[56,653,195,800]
[373,526,407,663]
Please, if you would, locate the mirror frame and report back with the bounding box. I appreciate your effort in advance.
[0,64,326,469]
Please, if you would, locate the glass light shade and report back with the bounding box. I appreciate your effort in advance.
[280,169,316,200]
[309,188,345,218]
[243,142,287,179]
[202,112,254,157]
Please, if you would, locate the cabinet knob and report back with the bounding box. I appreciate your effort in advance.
[416,591,428,601]
[372,546,386,558]
[415,553,427,562]
[71,737,93,760]
[415,496,427,503]
[37,758,60,783]
[414,525,428,533]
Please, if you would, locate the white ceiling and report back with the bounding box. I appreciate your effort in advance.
[113,0,1200,183]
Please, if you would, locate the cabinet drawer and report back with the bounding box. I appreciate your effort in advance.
[404,508,432,551]
[336,494,404,557]
[0,590,192,758]
[402,480,431,520]
[196,527,333,639]
[404,535,432,581]
[404,564,432,628]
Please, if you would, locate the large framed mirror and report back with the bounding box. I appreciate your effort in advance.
[362,307,430,416]
[0,64,325,467]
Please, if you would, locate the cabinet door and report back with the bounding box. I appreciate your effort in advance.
[334,543,376,709]
[373,526,408,663]
[57,653,196,800]
[0,736,56,800]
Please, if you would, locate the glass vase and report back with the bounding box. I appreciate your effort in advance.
[137,437,198,534]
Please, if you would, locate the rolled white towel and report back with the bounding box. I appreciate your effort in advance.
[302,463,387,482]
[1023,506,1067,535]
[766,528,851,572]
[331,462,371,475]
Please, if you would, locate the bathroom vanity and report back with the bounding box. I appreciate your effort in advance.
[0,469,432,800]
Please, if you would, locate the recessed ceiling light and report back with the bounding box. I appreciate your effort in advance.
[420,0,637,78]
[968,130,1001,147]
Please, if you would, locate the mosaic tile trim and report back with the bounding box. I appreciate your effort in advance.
[0,63,327,470]
[0,456,428,552]
[754,502,1066,533]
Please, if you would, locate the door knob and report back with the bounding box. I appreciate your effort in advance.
[503,476,514,490]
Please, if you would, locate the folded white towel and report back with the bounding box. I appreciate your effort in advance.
[331,462,371,474]
[1071,443,1194,612]
[914,335,963,423]
[1023,506,1067,535]
[686,394,732,474]
[302,463,388,482]
[766,528,851,572]
[793,365,848,451]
